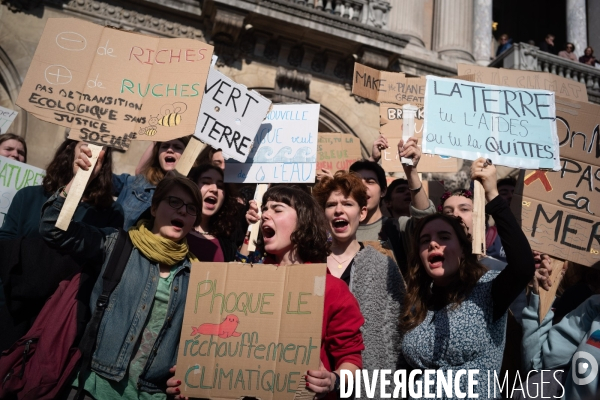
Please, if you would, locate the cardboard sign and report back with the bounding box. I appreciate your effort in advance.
[352,63,428,106]
[316,133,362,172]
[194,68,271,162]
[0,156,45,226]
[512,97,600,267]
[175,262,326,400]
[422,76,560,171]
[379,103,460,173]
[457,64,588,103]
[0,107,18,134]
[16,18,213,150]
[224,104,320,183]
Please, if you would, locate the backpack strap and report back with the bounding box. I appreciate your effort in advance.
[75,229,133,399]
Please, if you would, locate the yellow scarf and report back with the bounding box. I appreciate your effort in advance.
[128,220,198,265]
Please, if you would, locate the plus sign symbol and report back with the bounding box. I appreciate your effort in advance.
[44,64,72,85]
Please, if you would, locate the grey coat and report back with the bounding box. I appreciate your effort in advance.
[349,245,405,397]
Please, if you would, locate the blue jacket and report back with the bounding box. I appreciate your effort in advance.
[40,192,192,393]
[113,173,155,230]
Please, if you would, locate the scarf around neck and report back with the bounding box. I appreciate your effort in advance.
[128,220,198,266]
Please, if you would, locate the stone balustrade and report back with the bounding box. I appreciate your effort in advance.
[285,0,390,29]
[489,42,600,104]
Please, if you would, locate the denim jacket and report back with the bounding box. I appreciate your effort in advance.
[113,173,156,230]
[40,193,191,393]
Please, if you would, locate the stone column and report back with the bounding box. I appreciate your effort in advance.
[473,0,492,65]
[566,0,587,58]
[433,0,474,61]
[388,0,425,46]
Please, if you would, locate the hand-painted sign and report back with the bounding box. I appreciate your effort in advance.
[316,133,362,172]
[224,104,320,183]
[0,107,18,134]
[423,75,560,171]
[175,262,326,400]
[512,97,600,267]
[194,68,271,163]
[16,18,213,150]
[0,156,45,226]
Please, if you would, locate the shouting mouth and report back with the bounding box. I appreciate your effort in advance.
[203,195,218,210]
[427,252,445,269]
[262,225,275,242]
[331,218,349,233]
[171,218,185,231]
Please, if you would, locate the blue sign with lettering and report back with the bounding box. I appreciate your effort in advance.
[224,104,320,183]
[422,76,560,170]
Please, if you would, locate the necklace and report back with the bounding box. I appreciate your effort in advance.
[194,227,211,235]
[329,249,360,269]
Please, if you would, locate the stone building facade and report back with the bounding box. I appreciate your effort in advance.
[0,0,596,173]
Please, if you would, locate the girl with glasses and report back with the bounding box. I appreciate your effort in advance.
[39,145,202,400]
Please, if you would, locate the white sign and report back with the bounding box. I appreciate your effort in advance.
[0,156,45,226]
[194,68,271,162]
[224,104,320,183]
[0,106,18,134]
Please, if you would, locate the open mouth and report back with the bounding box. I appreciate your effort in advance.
[427,252,445,268]
[262,225,275,239]
[204,196,217,205]
[332,218,349,231]
[164,155,177,164]
[171,218,184,229]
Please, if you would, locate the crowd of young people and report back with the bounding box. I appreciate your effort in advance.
[0,131,595,400]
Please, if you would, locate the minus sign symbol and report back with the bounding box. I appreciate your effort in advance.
[60,38,83,42]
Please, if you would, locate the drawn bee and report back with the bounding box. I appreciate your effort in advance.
[158,102,187,127]
[140,116,158,136]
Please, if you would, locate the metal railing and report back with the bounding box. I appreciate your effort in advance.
[489,43,600,103]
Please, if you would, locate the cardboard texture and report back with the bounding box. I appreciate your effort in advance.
[194,68,272,163]
[422,75,560,171]
[457,64,588,103]
[175,262,326,400]
[352,63,428,106]
[316,133,362,172]
[0,156,45,226]
[0,107,18,134]
[224,104,320,183]
[16,18,213,150]
[512,96,600,267]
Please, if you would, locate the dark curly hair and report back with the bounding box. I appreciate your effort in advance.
[189,163,240,237]
[257,185,331,263]
[399,213,488,333]
[42,140,115,209]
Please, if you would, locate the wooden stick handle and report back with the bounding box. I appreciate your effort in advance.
[472,180,486,255]
[56,144,103,231]
[176,136,207,176]
[247,184,269,252]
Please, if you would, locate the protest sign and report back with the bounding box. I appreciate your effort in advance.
[511,97,600,267]
[194,68,271,162]
[16,18,213,150]
[352,63,426,106]
[457,64,588,103]
[175,262,326,400]
[0,107,18,134]
[379,103,460,173]
[0,156,45,226]
[224,104,320,183]
[422,75,560,171]
[316,133,362,172]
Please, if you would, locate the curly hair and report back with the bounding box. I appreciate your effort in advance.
[189,163,240,237]
[0,133,27,162]
[139,137,190,185]
[256,185,331,263]
[42,140,115,209]
[312,170,367,209]
[399,213,488,333]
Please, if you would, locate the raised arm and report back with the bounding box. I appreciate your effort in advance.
[399,136,430,211]
[471,158,535,320]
